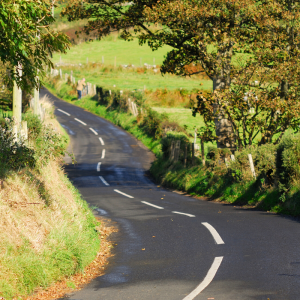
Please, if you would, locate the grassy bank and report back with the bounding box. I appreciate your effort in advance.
[0,100,102,299]
[44,80,162,155]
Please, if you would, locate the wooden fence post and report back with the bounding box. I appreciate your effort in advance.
[201,139,205,166]
[34,77,39,116]
[192,143,195,166]
[170,140,175,161]
[248,154,256,178]
[13,125,18,143]
[224,157,229,168]
[21,121,28,141]
[184,144,187,168]
[134,103,138,116]
[174,140,181,162]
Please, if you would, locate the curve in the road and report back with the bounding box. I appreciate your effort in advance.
[40,87,300,300]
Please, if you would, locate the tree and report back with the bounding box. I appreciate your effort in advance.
[194,0,300,148]
[62,0,264,149]
[62,0,300,148]
[0,0,70,92]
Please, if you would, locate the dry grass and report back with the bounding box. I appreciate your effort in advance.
[0,97,101,299]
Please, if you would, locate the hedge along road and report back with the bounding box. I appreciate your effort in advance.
[40,87,300,300]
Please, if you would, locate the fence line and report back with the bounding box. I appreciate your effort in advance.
[50,68,259,172]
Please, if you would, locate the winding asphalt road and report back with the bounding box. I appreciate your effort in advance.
[40,87,300,300]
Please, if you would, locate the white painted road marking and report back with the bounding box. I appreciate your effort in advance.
[99,137,105,145]
[172,211,195,218]
[61,124,75,135]
[114,189,134,198]
[101,149,105,159]
[74,118,87,126]
[141,201,164,210]
[99,176,109,186]
[96,208,108,215]
[182,256,223,300]
[97,162,101,172]
[201,222,225,244]
[57,109,70,116]
[89,127,98,135]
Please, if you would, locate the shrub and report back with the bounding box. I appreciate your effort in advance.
[34,124,68,165]
[229,144,277,183]
[139,108,168,139]
[161,131,190,160]
[23,112,43,139]
[0,118,35,172]
[276,132,300,199]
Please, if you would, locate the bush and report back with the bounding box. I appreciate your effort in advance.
[161,131,190,160]
[139,108,168,139]
[276,132,300,199]
[34,124,68,165]
[23,112,43,138]
[0,118,35,172]
[229,144,277,183]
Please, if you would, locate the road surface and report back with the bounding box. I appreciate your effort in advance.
[40,87,300,300]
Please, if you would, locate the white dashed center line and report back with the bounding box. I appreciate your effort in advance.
[141,201,164,210]
[74,118,87,126]
[172,211,195,218]
[101,149,106,159]
[89,127,98,135]
[97,162,101,172]
[114,189,134,198]
[99,137,105,145]
[99,176,109,186]
[201,222,225,244]
[182,256,223,300]
[57,109,70,116]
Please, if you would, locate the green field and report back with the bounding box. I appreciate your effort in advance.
[52,35,212,91]
[151,107,216,149]
[152,107,204,133]
[63,66,211,91]
[53,37,173,67]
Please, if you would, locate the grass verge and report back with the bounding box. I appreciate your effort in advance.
[0,99,106,299]
[44,77,300,217]
[44,81,162,156]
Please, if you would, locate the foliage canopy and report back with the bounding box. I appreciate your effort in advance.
[63,0,300,148]
[0,0,70,91]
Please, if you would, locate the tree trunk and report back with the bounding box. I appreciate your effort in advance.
[213,46,235,151]
[213,74,235,151]
[280,80,289,100]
